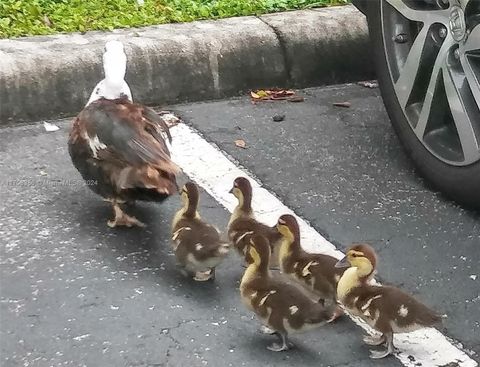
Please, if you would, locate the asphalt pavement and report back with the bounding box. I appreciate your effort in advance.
[1,83,478,366]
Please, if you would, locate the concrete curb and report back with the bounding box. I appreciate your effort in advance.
[0,5,373,124]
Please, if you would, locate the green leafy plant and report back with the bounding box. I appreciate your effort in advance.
[0,0,349,38]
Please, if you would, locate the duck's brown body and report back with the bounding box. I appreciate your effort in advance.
[336,243,442,359]
[68,98,178,226]
[228,177,281,267]
[172,182,229,280]
[240,235,333,351]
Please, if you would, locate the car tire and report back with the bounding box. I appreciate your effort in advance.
[366,0,480,208]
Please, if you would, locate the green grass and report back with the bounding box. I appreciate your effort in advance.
[0,0,349,38]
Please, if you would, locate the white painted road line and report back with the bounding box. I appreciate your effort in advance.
[169,122,478,367]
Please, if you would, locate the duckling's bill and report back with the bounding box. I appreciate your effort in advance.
[335,256,350,268]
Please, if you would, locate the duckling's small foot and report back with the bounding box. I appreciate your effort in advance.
[267,342,289,352]
[369,333,395,359]
[193,270,213,282]
[369,348,393,359]
[259,325,276,335]
[363,334,386,346]
[108,204,145,228]
[267,333,290,352]
[327,305,344,323]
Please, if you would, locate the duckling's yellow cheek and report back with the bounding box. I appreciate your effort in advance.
[250,247,261,265]
[277,225,287,236]
[181,192,188,205]
[233,188,241,198]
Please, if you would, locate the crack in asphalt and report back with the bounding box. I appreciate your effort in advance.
[159,319,197,366]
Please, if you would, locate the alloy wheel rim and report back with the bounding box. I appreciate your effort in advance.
[381,0,480,166]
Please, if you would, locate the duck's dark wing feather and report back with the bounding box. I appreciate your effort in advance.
[69,98,178,199]
[80,98,177,173]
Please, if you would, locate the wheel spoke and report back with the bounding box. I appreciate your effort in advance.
[394,25,430,108]
[460,54,480,111]
[442,66,480,163]
[415,37,455,139]
[385,0,450,24]
[459,0,471,10]
[463,24,480,53]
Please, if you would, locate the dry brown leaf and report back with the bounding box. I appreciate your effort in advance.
[250,91,261,99]
[234,139,246,149]
[257,90,269,98]
[250,88,303,102]
[271,89,294,97]
[288,96,305,103]
[333,101,351,108]
[157,111,181,128]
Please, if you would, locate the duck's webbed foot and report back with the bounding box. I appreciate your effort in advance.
[107,202,145,228]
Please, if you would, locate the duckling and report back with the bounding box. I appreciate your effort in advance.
[276,214,345,320]
[171,182,230,281]
[240,234,334,352]
[335,243,443,359]
[228,177,282,268]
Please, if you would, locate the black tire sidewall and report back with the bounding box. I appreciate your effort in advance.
[366,0,480,208]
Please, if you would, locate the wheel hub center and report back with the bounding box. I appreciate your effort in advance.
[449,5,466,42]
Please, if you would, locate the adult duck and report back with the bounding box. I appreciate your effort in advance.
[68,40,178,227]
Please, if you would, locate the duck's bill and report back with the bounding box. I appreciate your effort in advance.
[335,256,350,268]
[228,188,234,194]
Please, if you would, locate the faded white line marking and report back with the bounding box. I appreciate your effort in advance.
[170,123,477,367]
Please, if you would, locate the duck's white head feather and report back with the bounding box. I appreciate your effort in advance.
[86,40,132,106]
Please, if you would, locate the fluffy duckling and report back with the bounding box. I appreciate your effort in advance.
[171,182,230,281]
[335,243,443,359]
[276,214,345,320]
[228,177,282,267]
[240,234,334,352]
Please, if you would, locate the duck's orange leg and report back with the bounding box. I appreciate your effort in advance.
[107,201,145,228]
